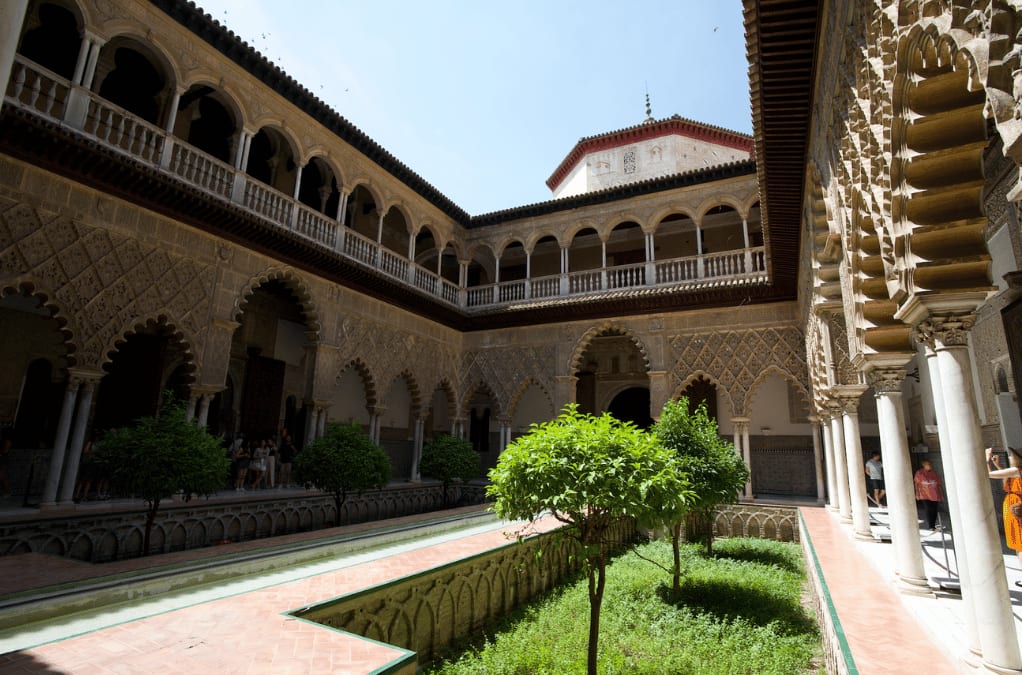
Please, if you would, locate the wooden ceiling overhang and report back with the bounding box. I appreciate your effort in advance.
[743,0,822,298]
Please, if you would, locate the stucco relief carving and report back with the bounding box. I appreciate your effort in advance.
[1,201,214,368]
[668,326,808,417]
[826,313,858,385]
[460,344,557,417]
[335,315,459,407]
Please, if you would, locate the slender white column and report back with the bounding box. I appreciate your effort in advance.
[196,394,212,428]
[58,378,98,504]
[742,422,751,498]
[820,413,839,510]
[316,405,327,438]
[41,378,81,506]
[828,406,852,522]
[292,164,304,200]
[869,367,930,595]
[838,393,873,539]
[303,402,317,445]
[809,416,826,506]
[185,395,198,421]
[411,418,424,481]
[80,38,102,89]
[0,0,28,110]
[926,315,1021,670]
[71,36,91,85]
[921,339,980,656]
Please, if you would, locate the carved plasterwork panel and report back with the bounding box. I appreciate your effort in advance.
[335,315,458,409]
[0,201,214,369]
[668,325,809,417]
[460,344,557,417]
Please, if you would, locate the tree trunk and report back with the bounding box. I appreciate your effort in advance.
[671,522,682,596]
[142,499,159,557]
[587,557,606,675]
[333,492,344,527]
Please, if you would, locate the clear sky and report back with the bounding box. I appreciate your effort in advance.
[192,1,752,215]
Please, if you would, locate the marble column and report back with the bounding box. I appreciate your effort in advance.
[868,366,930,596]
[304,401,318,444]
[836,389,873,540]
[410,417,424,481]
[731,417,751,499]
[58,377,99,504]
[923,315,1021,671]
[0,0,29,111]
[820,411,839,510]
[828,402,852,522]
[809,415,826,506]
[40,377,82,506]
[196,394,213,428]
[920,337,979,656]
[316,404,327,438]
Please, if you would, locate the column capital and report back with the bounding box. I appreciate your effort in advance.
[866,367,906,395]
[67,366,104,384]
[915,313,976,349]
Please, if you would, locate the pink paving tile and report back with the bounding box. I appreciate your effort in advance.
[0,516,559,674]
[801,506,959,674]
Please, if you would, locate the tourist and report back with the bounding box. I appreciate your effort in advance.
[987,447,1022,587]
[233,439,250,492]
[913,459,942,533]
[249,439,268,489]
[865,452,885,507]
[277,428,295,488]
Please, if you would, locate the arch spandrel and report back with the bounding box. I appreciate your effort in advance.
[668,326,808,418]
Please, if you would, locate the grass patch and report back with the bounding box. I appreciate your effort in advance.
[425,537,821,674]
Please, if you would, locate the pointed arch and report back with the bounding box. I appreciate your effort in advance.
[0,278,79,363]
[507,377,555,421]
[567,323,651,374]
[671,370,735,420]
[233,268,320,339]
[335,358,378,410]
[746,365,812,419]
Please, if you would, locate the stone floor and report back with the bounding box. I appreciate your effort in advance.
[0,501,1016,673]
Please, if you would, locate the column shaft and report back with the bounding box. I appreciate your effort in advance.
[58,379,97,504]
[830,413,852,522]
[41,380,80,505]
[841,406,873,539]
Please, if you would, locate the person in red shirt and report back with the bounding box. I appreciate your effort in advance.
[913,459,942,533]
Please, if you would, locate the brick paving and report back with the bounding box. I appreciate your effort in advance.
[0,503,998,673]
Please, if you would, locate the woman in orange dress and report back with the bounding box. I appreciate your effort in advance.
[987,447,1022,586]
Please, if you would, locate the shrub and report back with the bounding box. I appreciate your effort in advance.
[420,434,480,505]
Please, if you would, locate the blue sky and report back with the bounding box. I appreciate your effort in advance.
[193,1,752,215]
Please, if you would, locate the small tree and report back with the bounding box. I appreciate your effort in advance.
[653,397,749,586]
[419,434,479,505]
[293,421,391,526]
[96,396,229,556]
[487,404,691,675]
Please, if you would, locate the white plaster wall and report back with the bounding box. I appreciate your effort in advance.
[511,384,553,432]
[551,133,751,199]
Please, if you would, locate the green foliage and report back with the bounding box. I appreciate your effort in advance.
[425,538,819,675]
[653,398,749,555]
[487,404,692,536]
[420,434,480,504]
[294,421,391,525]
[95,394,229,555]
[97,397,229,506]
[487,404,693,675]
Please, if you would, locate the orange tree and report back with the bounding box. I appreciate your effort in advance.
[487,404,692,675]
[97,396,229,556]
[652,397,749,592]
[294,421,391,527]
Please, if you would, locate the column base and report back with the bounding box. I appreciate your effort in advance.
[979,659,1022,674]
[853,528,874,541]
[840,514,853,524]
[895,574,935,598]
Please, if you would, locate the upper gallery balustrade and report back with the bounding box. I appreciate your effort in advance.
[6,48,766,314]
